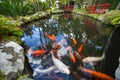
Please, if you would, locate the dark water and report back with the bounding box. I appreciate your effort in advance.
[21,13,113,80]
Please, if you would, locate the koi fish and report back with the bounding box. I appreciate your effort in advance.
[77,66,114,80]
[50,50,61,60]
[77,44,83,54]
[45,32,56,41]
[33,66,55,74]
[69,51,76,63]
[82,53,105,63]
[51,53,70,74]
[52,43,61,49]
[31,49,46,56]
[56,51,61,60]
[70,70,81,80]
[74,51,84,60]
[72,38,77,46]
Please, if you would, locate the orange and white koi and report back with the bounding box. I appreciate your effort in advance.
[78,67,114,80]
[45,33,56,41]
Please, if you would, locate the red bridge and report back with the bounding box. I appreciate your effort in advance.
[86,3,110,14]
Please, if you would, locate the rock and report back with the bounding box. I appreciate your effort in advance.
[115,57,120,80]
[0,41,24,80]
[98,16,103,21]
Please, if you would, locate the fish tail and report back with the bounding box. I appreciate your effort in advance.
[78,44,83,54]
[57,52,61,60]
[80,67,114,80]
[70,51,76,63]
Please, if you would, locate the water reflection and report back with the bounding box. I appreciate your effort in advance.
[21,13,113,80]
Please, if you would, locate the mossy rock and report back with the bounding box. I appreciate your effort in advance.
[0,25,23,44]
[111,16,120,25]
[102,10,120,25]
[0,26,23,37]
[99,26,113,36]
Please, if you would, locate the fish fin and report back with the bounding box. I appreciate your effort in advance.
[67,66,70,68]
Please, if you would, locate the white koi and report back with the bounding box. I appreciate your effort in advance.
[34,66,55,74]
[82,53,105,63]
[52,53,70,75]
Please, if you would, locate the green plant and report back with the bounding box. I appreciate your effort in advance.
[102,10,120,24]
[28,0,50,13]
[0,0,30,18]
[0,25,23,37]
[17,74,28,80]
[111,16,120,25]
[0,70,5,80]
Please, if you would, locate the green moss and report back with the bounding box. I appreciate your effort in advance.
[102,10,120,24]
[111,16,120,25]
[88,14,102,19]
[17,74,28,80]
[0,26,23,37]
[0,71,5,80]
[0,25,23,43]
[0,14,24,43]
[0,16,7,26]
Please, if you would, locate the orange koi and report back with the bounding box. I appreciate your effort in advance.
[69,51,76,63]
[31,49,46,56]
[72,38,77,46]
[74,51,84,60]
[45,33,56,41]
[78,67,114,80]
[52,43,61,49]
[77,44,83,54]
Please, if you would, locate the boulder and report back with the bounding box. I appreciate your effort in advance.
[0,41,24,80]
[115,57,120,80]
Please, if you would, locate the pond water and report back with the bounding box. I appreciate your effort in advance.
[21,13,113,80]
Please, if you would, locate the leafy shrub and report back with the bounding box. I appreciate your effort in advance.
[0,0,30,18]
[28,0,50,13]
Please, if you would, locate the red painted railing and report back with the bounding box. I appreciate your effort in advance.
[63,6,74,11]
[86,4,110,14]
